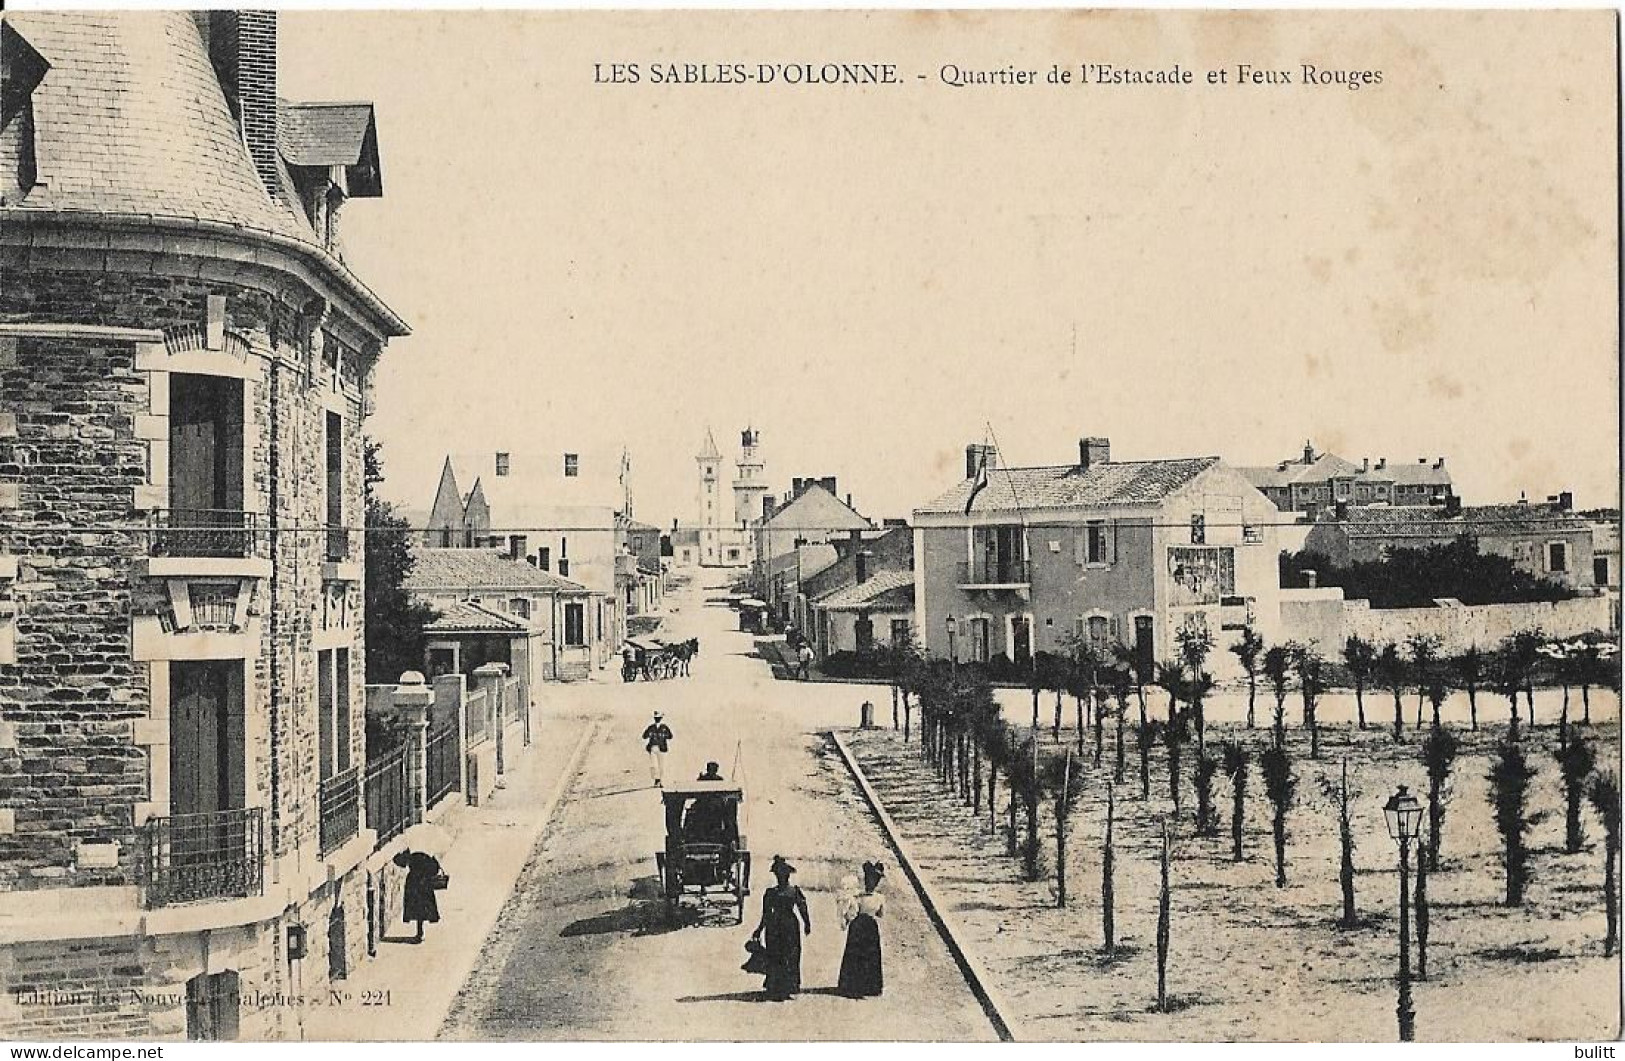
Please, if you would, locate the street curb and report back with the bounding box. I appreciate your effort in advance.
[827,729,1020,1043]
[432,718,599,1036]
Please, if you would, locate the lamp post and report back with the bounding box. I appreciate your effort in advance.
[946,615,958,670]
[1384,784,1424,1042]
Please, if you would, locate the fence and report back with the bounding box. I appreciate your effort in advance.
[319,767,361,855]
[144,807,265,908]
[465,685,494,748]
[426,721,461,809]
[365,743,414,845]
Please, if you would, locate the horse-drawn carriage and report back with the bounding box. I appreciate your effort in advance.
[622,637,697,681]
[654,782,750,922]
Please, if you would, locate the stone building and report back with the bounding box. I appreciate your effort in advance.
[0,11,407,1040]
[912,437,1283,679]
[1239,441,1455,517]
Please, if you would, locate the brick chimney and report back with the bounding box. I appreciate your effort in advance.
[965,443,997,479]
[202,11,280,200]
[1079,437,1111,471]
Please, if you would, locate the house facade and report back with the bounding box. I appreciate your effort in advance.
[753,478,872,625]
[1302,496,1600,593]
[913,439,1283,679]
[405,548,599,684]
[1240,442,1454,517]
[0,11,407,1039]
[420,449,631,669]
[801,527,916,657]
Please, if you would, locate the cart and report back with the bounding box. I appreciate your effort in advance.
[654,782,750,922]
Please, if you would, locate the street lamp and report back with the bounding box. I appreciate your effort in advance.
[1384,784,1424,1042]
[946,615,957,669]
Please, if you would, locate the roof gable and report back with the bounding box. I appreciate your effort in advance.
[278,100,382,197]
[763,484,869,531]
[406,548,590,593]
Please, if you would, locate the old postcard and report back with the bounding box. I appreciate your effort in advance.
[0,6,1619,1047]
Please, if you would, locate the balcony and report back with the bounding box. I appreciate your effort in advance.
[957,559,1031,588]
[143,807,265,908]
[318,766,361,856]
[150,509,257,560]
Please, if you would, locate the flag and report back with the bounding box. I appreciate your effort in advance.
[964,447,990,515]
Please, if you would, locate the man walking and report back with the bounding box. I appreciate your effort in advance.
[642,712,673,787]
[796,642,815,681]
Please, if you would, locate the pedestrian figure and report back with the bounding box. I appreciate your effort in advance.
[642,712,673,787]
[751,855,811,1000]
[392,847,444,944]
[837,862,886,998]
[796,643,815,681]
[698,761,724,782]
[621,643,639,684]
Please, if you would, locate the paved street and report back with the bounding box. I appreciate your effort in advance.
[441,569,996,1041]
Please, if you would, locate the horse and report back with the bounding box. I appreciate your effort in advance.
[676,638,699,677]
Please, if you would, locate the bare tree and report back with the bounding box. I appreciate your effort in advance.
[1102,782,1117,953]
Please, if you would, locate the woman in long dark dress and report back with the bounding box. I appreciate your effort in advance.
[393,848,442,943]
[751,855,811,1000]
[837,862,885,998]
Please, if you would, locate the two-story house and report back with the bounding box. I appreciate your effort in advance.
[421,449,633,669]
[0,11,407,1039]
[801,526,916,657]
[913,438,1282,678]
[753,478,871,627]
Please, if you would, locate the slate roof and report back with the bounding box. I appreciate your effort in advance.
[1239,453,1451,490]
[278,100,381,196]
[813,570,915,612]
[916,458,1220,516]
[407,548,590,593]
[1333,504,1590,539]
[424,600,528,634]
[1,12,406,335]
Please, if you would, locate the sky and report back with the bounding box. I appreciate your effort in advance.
[279,10,1620,529]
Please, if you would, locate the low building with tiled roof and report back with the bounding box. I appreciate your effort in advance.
[1303,496,1600,592]
[406,548,601,684]
[912,437,1284,676]
[0,10,408,1040]
[789,526,917,657]
[1238,442,1454,516]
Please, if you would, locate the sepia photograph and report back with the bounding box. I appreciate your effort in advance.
[0,4,1620,1047]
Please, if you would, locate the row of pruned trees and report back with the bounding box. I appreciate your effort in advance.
[880,634,1622,964]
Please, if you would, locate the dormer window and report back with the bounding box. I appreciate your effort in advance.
[1,23,50,205]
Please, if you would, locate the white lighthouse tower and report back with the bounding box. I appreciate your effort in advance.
[696,428,724,565]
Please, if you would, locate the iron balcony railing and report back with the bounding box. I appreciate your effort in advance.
[143,807,265,908]
[364,744,414,846]
[150,509,257,560]
[318,766,361,855]
[957,559,1031,586]
[426,721,461,809]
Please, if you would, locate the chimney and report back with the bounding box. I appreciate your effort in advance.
[965,443,997,479]
[820,476,838,497]
[1303,440,1315,464]
[203,12,281,199]
[846,493,853,509]
[791,477,804,498]
[1435,457,1446,469]
[1418,457,1428,465]
[1558,491,1573,512]
[1078,437,1111,470]
[849,529,863,552]
[1361,457,1370,472]
[1376,457,1387,471]
[762,496,777,521]
[855,550,869,585]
